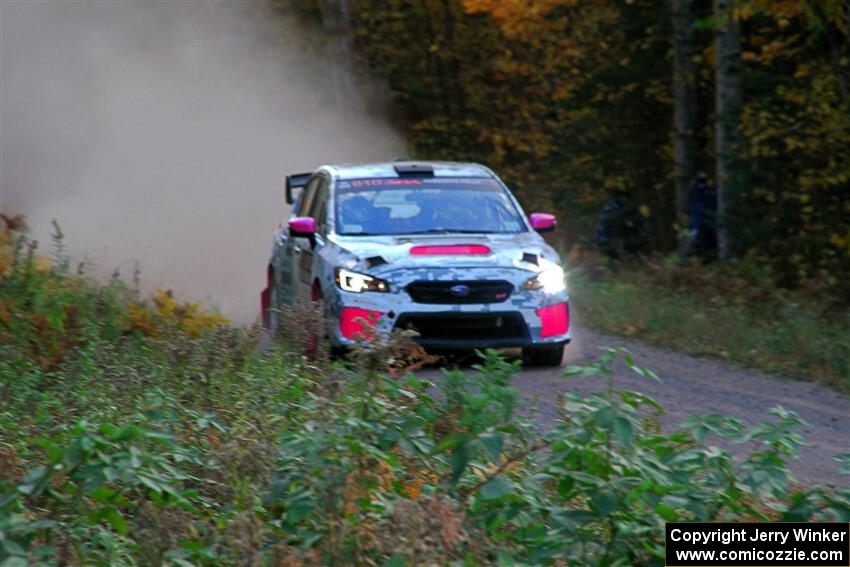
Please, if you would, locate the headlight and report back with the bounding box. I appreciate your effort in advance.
[524,265,566,293]
[335,268,390,293]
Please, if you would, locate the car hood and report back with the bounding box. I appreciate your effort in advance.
[330,232,560,274]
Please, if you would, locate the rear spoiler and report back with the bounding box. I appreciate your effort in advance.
[285,172,311,205]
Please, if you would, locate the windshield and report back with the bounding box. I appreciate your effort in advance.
[334,177,527,236]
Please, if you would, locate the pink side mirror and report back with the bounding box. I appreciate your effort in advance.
[288,216,317,237]
[529,212,557,233]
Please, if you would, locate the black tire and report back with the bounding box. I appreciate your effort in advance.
[330,345,349,361]
[309,285,346,361]
[265,285,280,332]
[522,344,565,367]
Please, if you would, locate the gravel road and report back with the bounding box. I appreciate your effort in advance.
[420,327,850,487]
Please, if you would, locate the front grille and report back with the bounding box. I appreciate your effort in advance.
[395,312,527,341]
[406,280,514,304]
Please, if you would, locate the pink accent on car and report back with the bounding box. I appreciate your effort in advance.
[288,216,317,236]
[410,244,491,255]
[535,302,569,338]
[529,213,557,232]
[340,307,383,340]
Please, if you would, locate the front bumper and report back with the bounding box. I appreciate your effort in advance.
[325,270,571,348]
[394,308,571,349]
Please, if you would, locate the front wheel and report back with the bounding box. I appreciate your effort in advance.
[522,344,565,367]
[304,294,346,361]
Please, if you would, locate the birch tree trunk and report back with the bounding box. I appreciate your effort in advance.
[714,0,743,260]
[672,0,697,253]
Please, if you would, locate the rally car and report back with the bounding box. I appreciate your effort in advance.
[261,161,571,366]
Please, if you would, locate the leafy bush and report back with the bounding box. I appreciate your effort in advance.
[2,223,848,565]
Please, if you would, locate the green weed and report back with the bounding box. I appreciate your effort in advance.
[2,223,848,565]
[570,262,850,393]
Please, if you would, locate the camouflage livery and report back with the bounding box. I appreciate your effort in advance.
[264,161,571,363]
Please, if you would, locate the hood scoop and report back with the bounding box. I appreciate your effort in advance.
[521,252,540,266]
[365,255,389,268]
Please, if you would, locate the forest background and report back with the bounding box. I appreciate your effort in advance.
[285,0,849,303]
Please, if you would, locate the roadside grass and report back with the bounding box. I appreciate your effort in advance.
[2,220,849,565]
[569,256,850,394]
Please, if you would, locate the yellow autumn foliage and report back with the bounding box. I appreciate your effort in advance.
[126,289,229,338]
[0,224,52,277]
[2,213,228,342]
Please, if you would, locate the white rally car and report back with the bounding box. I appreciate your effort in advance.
[261,161,571,366]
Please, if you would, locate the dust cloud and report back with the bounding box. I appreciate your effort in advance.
[0,1,403,322]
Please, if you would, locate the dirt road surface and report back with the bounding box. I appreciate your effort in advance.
[420,327,850,487]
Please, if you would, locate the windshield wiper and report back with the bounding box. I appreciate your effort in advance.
[404,228,500,235]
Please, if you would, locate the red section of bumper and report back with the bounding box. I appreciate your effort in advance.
[340,307,384,340]
[410,244,491,255]
[536,302,570,338]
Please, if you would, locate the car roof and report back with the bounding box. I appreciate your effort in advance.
[320,161,496,181]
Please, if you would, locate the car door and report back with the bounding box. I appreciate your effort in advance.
[273,185,300,303]
[279,175,320,303]
[294,173,331,302]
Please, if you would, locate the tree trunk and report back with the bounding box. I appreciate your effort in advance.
[713,0,742,260]
[671,0,697,254]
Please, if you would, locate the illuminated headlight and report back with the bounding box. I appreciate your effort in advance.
[524,265,566,293]
[335,268,389,293]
